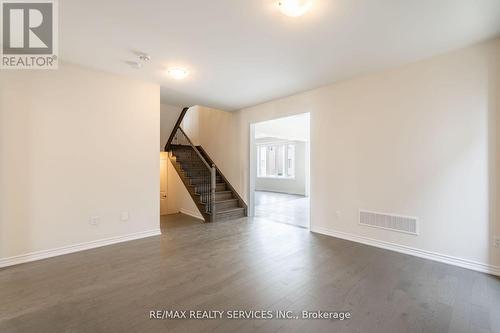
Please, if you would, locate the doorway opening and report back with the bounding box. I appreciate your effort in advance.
[249,113,310,228]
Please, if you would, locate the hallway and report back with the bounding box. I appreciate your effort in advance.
[255,191,309,228]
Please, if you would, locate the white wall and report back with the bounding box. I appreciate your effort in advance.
[255,138,307,196]
[181,105,201,145]
[181,105,238,187]
[0,63,160,261]
[180,39,500,272]
[160,104,183,151]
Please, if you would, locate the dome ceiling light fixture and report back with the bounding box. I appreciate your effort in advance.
[167,67,189,80]
[277,0,313,17]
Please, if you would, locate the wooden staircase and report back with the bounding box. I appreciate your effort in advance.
[164,107,247,222]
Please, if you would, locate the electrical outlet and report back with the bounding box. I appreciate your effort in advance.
[120,211,129,222]
[495,238,500,248]
[335,211,341,219]
[89,216,100,226]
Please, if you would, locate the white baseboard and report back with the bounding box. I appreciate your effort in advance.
[311,226,500,277]
[0,228,161,269]
[180,208,204,220]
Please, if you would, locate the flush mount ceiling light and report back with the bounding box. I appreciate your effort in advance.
[277,0,313,17]
[167,67,189,80]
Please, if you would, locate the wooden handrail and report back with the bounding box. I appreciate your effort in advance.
[164,107,189,152]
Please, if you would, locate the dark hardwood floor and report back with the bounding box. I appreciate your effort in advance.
[0,213,499,332]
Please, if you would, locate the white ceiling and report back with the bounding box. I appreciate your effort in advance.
[255,113,310,142]
[60,0,500,111]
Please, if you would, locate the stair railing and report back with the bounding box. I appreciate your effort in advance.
[164,107,189,152]
[169,126,216,216]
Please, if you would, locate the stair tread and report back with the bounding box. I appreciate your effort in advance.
[193,182,226,187]
[194,189,227,195]
[195,190,231,195]
[215,198,238,203]
[200,198,238,205]
[187,177,222,181]
[215,207,245,214]
[187,175,221,178]
[179,165,210,169]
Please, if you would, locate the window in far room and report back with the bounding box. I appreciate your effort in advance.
[257,142,295,178]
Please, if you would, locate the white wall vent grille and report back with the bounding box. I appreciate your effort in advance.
[359,210,418,235]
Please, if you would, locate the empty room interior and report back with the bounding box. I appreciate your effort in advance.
[252,113,311,228]
[1,0,500,332]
